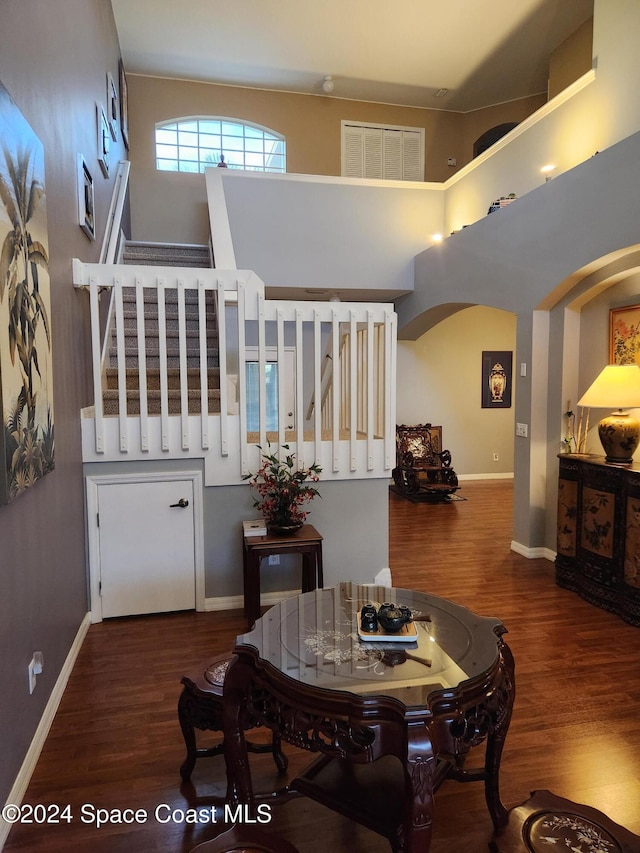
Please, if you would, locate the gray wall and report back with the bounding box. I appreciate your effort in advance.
[0,0,127,807]
[220,173,443,298]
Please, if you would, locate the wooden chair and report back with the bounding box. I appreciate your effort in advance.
[190,825,300,853]
[178,653,288,784]
[392,423,459,500]
[490,789,640,852]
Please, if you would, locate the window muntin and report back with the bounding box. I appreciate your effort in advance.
[155,118,286,173]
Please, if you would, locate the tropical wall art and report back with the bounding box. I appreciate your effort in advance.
[0,80,54,505]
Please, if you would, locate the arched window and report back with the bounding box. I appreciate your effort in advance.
[155,117,286,173]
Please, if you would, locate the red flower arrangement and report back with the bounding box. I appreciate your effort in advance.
[244,444,321,530]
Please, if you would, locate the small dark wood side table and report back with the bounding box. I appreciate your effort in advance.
[242,524,323,627]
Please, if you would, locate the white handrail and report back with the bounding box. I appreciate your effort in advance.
[100,161,130,265]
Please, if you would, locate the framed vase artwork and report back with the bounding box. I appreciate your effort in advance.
[482,351,512,408]
[610,304,640,365]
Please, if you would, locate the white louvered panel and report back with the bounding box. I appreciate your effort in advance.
[343,124,364,177]
[402,131,423,181]
[383,130,403,180]
[363,127,383,179]
[342,121,425,182]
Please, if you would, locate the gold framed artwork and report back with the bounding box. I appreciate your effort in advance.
[610,304,640,365]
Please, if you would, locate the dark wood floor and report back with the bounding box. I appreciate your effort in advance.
[5,480,640,852]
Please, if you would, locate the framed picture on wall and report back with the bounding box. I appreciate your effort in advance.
[96,102,110,177]
[107,71,118,141]
[0,81,55,504]
[77,154,95,240]
[119,59,129,150]
[610,304,640,365]
[482,351,513,408]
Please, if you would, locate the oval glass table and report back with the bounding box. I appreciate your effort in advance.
[222,581,515,853]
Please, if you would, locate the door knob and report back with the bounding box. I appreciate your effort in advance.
[170,498,189,508]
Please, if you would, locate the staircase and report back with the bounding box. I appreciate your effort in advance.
[103,241,221,416]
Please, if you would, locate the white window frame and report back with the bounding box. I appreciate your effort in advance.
[340,120,425,182]
[245,347,296,432]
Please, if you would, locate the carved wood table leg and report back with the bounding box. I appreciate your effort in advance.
[399,719,435,853]
[177,688,198,782]
[484,640,516,831]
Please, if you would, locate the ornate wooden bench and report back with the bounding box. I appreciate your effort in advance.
[392,423,459,500]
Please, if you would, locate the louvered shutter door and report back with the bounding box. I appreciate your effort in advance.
[402,131,423,181]
[363,127,383,179]
[343,125,364,177]
[342,122,424,181]
[383,130,403,180]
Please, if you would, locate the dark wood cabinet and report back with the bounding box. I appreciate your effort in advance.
[556,454,640,625]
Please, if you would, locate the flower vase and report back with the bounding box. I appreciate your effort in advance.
[267,518,303,536]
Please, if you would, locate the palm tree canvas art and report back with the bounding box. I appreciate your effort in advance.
[0,81,54,505]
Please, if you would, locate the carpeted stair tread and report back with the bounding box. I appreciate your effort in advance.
[104,241,222,416]
[121,241,212,268]
[105,367,220,390]
[103,388,221,415]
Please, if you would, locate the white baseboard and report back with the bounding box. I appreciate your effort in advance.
[510,540,556,561]
[458,473,514,481]
[205,569,394,611]
[204,589,302,611]
[1,613,91,850]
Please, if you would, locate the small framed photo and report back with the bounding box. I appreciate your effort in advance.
[482,351,513,408]
[107,71,118,141]
[610,304,640,365]
[119,60,129,150]
[77,154,95,240]
[96,102,110,177]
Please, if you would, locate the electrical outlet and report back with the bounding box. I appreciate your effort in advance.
[493,452,499,462]
[516,423,529,438]
[268,554,280,566]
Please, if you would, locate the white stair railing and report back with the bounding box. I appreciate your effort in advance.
[73,261,396,479]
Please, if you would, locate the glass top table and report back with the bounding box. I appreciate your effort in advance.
[223,582,515,852]
[237,581,504,707]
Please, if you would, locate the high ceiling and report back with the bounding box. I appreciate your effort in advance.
[111,0,593,112]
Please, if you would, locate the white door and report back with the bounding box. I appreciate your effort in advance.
[95,477,198,618]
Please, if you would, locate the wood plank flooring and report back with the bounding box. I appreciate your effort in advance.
[5,480,640,852]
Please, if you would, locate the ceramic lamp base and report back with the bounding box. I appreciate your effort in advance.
[598,410,640,464]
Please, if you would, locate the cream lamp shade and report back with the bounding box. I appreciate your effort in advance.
[578,364,640,463]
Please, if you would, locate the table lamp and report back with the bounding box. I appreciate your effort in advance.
[578,364,640,463]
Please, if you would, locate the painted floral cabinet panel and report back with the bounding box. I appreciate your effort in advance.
[555,455,640,626]
[580,487,614,558]
[556,478,578,557]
